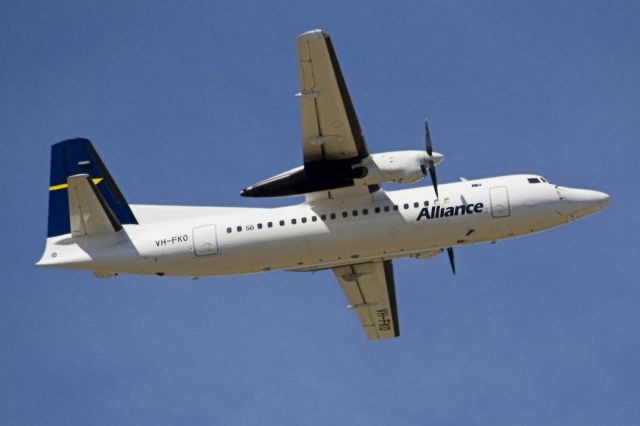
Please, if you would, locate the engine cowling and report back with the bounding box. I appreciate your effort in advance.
[354,150,444,186]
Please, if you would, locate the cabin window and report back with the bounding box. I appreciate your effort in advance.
[342,211,348,218]
[279,220,285,226]
[403,203,409,210]
[352,210,358,217]
[311,216,318,222]
[330,213,336,219]
[291,218,297,225]
[414,202,419,208]
[268,222,273,228]
[301,217,307,223]
[236,226,242,232]
[393,205,399,211]
[257,223,263,229]
[528,178,541,184]
[384,206,390,212]
[321,214,327,220]
[363,209,368,215]
[423,201,429,207]
[226,227,232,233]
[375,207,381,214]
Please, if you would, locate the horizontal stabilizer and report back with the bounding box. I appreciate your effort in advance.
[68,174,122,237]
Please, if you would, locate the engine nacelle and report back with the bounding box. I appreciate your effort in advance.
[241,150,444,197]
[355,150,444,186]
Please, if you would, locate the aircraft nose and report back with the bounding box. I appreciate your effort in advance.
[558,187,610,219]
[596,191,611,209]
[569,189,610,209]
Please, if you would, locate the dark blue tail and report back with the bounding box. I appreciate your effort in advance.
[47,138,138,237]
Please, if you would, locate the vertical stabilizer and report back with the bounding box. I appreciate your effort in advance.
[47,138,137,237]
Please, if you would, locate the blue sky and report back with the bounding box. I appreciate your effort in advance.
[1,1,639,424]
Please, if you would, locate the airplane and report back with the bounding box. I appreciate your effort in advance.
[37,29,610,339]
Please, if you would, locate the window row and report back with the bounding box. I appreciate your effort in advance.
[226,200,433,234]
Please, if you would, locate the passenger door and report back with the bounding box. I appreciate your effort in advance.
[192,225,219,256]
[490,186,511,218]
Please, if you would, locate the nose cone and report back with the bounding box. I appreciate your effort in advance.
[558,187,610,219]
[596,191,611,210]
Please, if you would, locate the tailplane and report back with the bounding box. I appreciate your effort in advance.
[47,138,137,238]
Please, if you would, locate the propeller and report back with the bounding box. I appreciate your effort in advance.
[446,247,456,275]
[422,118,454,275]
[423,118,439,198]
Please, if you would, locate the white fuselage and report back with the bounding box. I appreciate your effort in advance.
[37,174,609,277]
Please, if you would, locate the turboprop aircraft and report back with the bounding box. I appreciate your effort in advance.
[37,29,610,339]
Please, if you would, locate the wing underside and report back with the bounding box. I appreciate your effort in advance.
[297,29,368,163]
[333,260,400,340]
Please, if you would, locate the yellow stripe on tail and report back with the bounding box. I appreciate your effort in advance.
[49,177,103,191]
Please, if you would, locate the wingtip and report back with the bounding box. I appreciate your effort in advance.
[297,29,328,40]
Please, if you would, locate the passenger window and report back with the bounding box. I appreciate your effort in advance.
[384,206,390,212]
[321,214,327,220]
[403,203,409,210]
[301,217,307,223]
[311,216,317,222]
[342,211,348,218]
[236,226,242,232]
[268,222,273,228]
[279,220,285,226]
[330,213,336,219]
[393,205,399,211]
[257,223,263,229]
[423,201,429,206]
[352,210,358,217]
[413,202,419,208]
[227,227,232,233]
[291,219,297,225]
[375,207,381,213]
[363,209,368,215]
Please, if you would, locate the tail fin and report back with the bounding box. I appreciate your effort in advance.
[47,138,138,237]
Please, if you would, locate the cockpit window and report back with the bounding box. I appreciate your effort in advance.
[540,177,547,183]
[528,178,541,184]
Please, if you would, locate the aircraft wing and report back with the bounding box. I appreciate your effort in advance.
[333,260,400,339]
[297,30,369,163]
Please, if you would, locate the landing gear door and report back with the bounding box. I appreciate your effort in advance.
[490,186,511,218]
[192,225,219,256]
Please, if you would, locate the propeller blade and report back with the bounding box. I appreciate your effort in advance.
[425,118,433,156]
[424,118,439,198]
[446,247,456,275]
[429,166,439,198]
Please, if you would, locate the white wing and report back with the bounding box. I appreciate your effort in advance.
[297,30,369,164]
[333,260,400,340]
